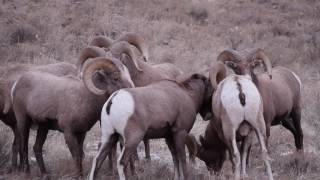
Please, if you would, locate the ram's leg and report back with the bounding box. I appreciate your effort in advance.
[240,131,254,178]
[173,131,188,180]
[77,133,86,160]
[118,131,144,180]
[166,136,179,180]
[107,142,117,175]
[33,126,49,174]
[251,114,273,180]
[64,131,83,177]
[291,105,304,151]
[15,112,31,173]
[10,126,19,172]
[89,133,118,180]
[143,139,151,160]
[221,114,240,180]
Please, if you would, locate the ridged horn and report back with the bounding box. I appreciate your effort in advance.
[77,46,106,74]
[110,41,143,72]
[217,49,241,64]
[115,32,149,62]
[209,62,227,90]
[81,57,120,95]
[89,36,113,49]
[250,48,272,79]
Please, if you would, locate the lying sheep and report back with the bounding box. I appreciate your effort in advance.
[11,44,137,176]
[187,62,273,180]
[88,73,212,180]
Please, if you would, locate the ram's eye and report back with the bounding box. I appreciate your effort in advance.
[225,61,236,68]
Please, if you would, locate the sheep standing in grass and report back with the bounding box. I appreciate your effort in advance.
[217,48,303,151]
[11,44,137,176]
[0,62,76,171]
[88,73,212,180]
[87,33,183,162]
[187,62,273,180]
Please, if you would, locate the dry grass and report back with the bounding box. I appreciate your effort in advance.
[0,0,319,179]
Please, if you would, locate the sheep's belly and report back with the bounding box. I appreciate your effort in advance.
[145,127,171,139]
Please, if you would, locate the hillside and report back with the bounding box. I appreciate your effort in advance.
[0,0,319,179]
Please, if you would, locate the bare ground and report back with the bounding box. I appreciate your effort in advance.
[0,0,319,179]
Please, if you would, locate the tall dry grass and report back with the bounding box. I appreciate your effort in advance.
[0,0,319,179]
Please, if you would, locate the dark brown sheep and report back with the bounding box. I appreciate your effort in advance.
[11,45,137,176]
[0,62,76,171]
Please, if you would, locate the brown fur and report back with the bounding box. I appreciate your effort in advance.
[219,49,303,151]
[11,58,132,176]
[90,74,211,179]
[255,67,303,150]
[0,62,76,171]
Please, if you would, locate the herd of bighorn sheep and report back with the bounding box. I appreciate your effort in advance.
[0,32,303,180]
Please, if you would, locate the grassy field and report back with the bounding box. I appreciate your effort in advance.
[0,0,319,179]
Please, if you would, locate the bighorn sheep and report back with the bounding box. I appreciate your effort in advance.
[87,33,183,161]
[12,44,137,176]
[88,73,212,180]
[0,62,76,171]
[216,48,303,151]
[187,62,273,180]
[87,33,183,86]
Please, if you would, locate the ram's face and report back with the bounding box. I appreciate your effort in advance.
[198,146,226,174]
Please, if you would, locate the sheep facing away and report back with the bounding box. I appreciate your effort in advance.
[87,33,184,162]
[88,73,212,180]
[216,48,303,151]
[11,45,137,176]
[187,62,273,180]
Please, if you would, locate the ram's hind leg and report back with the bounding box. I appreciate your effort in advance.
[291,105,303,151]
[33,126,49,174]
[222,121,240,180]
[250,113,273,180]
[240,131,254,178]
[89,133,118,180]
[118,131,145,180]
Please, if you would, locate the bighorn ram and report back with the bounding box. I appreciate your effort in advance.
[216,48,303,151]
[87,33,183,161]
[0,62,76,171]
[87,33,183,86]
[88,73,212,180]
[11,44,137,176]
[187,62,273,180]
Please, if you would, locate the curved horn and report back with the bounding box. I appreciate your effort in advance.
[77,46,106,74]
[185,134,200,165]
[115,32,149,62]
[217,49,241,64]
[251,49,272,79]
[81,57,120,95]
[110,41,143,72]
[89,36,113,49]
[209,62,227,90]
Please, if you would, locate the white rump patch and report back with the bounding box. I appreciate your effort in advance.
[10,81,18,103]
[290,71,302,93]
[101,90,135,140]
[220,75,261,125]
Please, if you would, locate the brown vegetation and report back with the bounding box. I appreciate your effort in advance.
[0,0,319,179]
